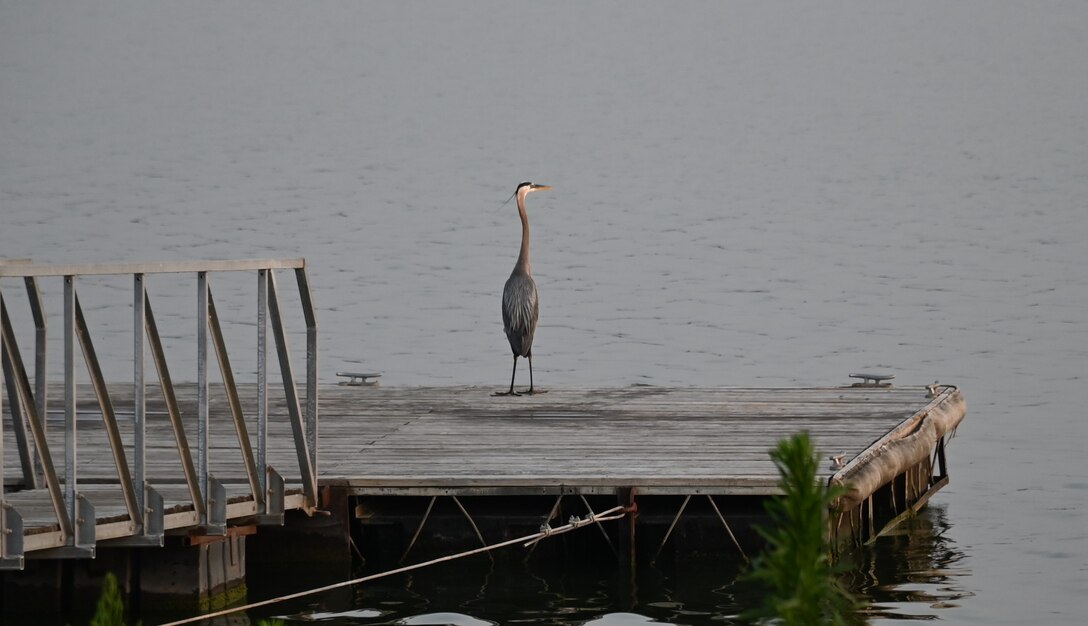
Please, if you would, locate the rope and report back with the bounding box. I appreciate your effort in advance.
[157,504,628,626]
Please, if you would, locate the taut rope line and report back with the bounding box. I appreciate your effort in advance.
[158,505,629,626]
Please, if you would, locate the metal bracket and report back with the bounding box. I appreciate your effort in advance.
[0,503,25,570]
[102,484,164,547]
[205,475,227,535]
[145,483,164,538]
[76,493,96,549]
[256,466,285,525]
[30,493,96,560]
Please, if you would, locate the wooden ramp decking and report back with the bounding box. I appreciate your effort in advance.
[3,382,966,561]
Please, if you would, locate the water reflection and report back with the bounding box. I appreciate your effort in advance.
[262,557,735,625]
[852,504,973,623]
[264,506,967,625]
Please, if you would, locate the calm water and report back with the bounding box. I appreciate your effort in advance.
[2,2,1086,623]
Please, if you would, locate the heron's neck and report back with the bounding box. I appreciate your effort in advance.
[515,193,531,274]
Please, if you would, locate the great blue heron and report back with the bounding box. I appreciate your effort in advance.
[497,181,551,396]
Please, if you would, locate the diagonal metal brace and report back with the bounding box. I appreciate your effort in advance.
[399,496,493,564]
[706,495,748,562]
[400,496,437,564]
[451,496,493,564]
[651,494,691,565]
[579,494,619,558]
[651,495,748,565]
[525,495,564,558]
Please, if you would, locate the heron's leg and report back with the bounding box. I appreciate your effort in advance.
[510,355,519,394]
[496,357,524,396]
[527,354,534,393]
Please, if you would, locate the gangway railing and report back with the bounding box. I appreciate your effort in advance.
[0,259,318,570]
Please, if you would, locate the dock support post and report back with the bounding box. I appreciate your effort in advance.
[138,534,248,615]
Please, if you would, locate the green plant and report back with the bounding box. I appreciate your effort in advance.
[89,572,131,626]
[742,432,863,625]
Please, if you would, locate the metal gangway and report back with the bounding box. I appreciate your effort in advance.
[0,259,319,570]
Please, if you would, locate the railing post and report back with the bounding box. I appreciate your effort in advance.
[63,275,78,544]
[257,269,269,510]
[196,271,210,528]
[133,274,146,526]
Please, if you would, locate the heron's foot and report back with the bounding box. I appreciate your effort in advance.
[524,388,547,395]
[492,390,522,397]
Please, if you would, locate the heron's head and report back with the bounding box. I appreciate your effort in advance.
[518,181,552,194]
[504,182,552,208]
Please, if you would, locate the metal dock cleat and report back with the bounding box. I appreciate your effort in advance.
[848,372,895,387]
[336,371,383,386]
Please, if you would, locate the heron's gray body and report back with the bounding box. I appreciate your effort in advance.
[502,269,538,358]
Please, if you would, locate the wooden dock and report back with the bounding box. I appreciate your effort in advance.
[317,384,962,496]
[4,381,966,549]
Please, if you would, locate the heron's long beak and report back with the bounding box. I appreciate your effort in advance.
[531,184,552,191]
